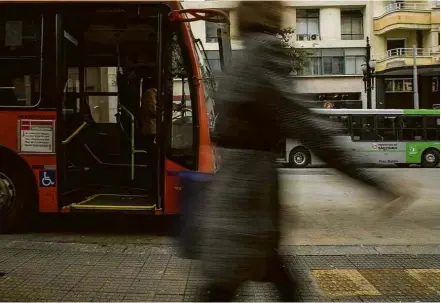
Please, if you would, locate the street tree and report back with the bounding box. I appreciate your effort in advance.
[276,27,311,75]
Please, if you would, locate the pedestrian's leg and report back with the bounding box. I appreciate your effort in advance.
[267,254,301,302]
[202,280,241,302]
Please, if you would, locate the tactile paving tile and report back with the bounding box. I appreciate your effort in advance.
[100,278,135,293]
[155,279,187,295]
[312,269,380,297]
[130,278,161,293]
[62,290,98,302]
[359,269,438,296]
[406,269,440,294]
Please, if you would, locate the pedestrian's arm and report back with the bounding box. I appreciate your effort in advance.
[263,50,396,200]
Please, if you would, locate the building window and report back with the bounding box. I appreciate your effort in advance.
[341,10,364,40]
[205,50,221,72]
[205,11,229,43]
[296,9,320,41]
[301,48,364,76]
[385,78,413,93]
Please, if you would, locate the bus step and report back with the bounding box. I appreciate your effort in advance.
[68,194,156,212]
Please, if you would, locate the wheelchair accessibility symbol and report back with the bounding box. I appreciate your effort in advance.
[39,170,56,187]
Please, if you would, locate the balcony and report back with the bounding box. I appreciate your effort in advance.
[375,47,439,72]
[374,2,432,35]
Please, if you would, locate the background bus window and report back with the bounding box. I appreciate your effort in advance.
[376,116,399,141]
[401,116,424,141]
[0,15,41,106]
[351,116,375,141]
[425,116,440,141]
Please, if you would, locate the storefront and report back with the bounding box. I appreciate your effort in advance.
[375,64,440,109]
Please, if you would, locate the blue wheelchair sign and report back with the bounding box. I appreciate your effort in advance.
[39,170,56,187]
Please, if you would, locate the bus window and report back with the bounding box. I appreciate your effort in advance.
[0,13,41,106]
[351,115,376,141]
[85,67,118,124]
[166,31,196,169]
[425,116,440,141]
[401,116,424,141]
[376,116,399,141]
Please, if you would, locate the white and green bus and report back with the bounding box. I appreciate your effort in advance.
[279,109,440,168]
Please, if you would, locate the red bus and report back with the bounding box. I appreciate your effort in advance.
[0,1,230,232]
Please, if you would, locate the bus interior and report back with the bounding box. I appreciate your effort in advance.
[55,3,195,211]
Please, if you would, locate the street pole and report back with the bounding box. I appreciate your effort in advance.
[366,37,372,109]
[412,45,419,109]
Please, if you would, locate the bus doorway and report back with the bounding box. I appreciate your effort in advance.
[58,4,167,211]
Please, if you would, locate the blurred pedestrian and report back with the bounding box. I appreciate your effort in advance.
[197,1,413,302]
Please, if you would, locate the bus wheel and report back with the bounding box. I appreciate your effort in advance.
[421,149,440,168]
[289,148,310,168]
[0,157,37,233]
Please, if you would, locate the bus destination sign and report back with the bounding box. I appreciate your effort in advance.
[19,119,55,154]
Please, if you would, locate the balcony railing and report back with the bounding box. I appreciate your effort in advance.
[375,1,431,18]
[376,48,432,61]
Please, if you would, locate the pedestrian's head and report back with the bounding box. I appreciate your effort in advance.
[237,1,284,35]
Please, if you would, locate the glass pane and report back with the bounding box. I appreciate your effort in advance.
[402,116,423,128]
[385,80,394,92]
[355,57,364,75]
[352,17,363,35]
[332,57,344,74]
[296,18,307,35]
[352,116,374,129]
[296,9,307,18]
[377,116,399,129]
[0,14,42,106]
[345,57,356,75]
[307,18,319,35]
[403,79,413,92]
[87,96,118,123]
[312,57,321,75]
[426,116,440,128]
[307,10,319,17]
[322,57,332,74]
[394,80,404,92]
[205,22,218,42]
[85,67,118,93]
[341,17,351,34]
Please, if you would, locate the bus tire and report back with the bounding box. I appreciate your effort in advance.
[0,150,38,233]
[421,148,440,168]
[289,147,310,168]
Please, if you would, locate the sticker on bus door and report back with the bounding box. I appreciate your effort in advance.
[18,119,56,154]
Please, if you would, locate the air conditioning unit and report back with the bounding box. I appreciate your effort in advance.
[310,34,320,41]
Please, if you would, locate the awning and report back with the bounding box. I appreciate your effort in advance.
[376,64,440,77]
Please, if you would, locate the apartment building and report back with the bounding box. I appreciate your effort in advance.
[183,0,375,109]
[372,0,440,109]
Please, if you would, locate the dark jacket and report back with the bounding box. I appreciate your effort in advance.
[197,32,397,285]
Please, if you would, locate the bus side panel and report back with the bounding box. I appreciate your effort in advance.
[0,111,58,213]
[164,159,189,215]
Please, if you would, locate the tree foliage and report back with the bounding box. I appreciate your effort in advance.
[276,27,311,75]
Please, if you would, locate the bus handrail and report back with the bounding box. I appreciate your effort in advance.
[120,104,136,180]
[62,121,87,145]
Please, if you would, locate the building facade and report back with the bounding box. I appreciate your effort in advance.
[183,0,375,109]
[372,0,440,109]
[183,0,440,110]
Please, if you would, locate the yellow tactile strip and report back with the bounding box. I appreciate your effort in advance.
[312,269,440,298]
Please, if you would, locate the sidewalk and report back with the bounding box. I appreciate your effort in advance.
[0,239,439,302]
